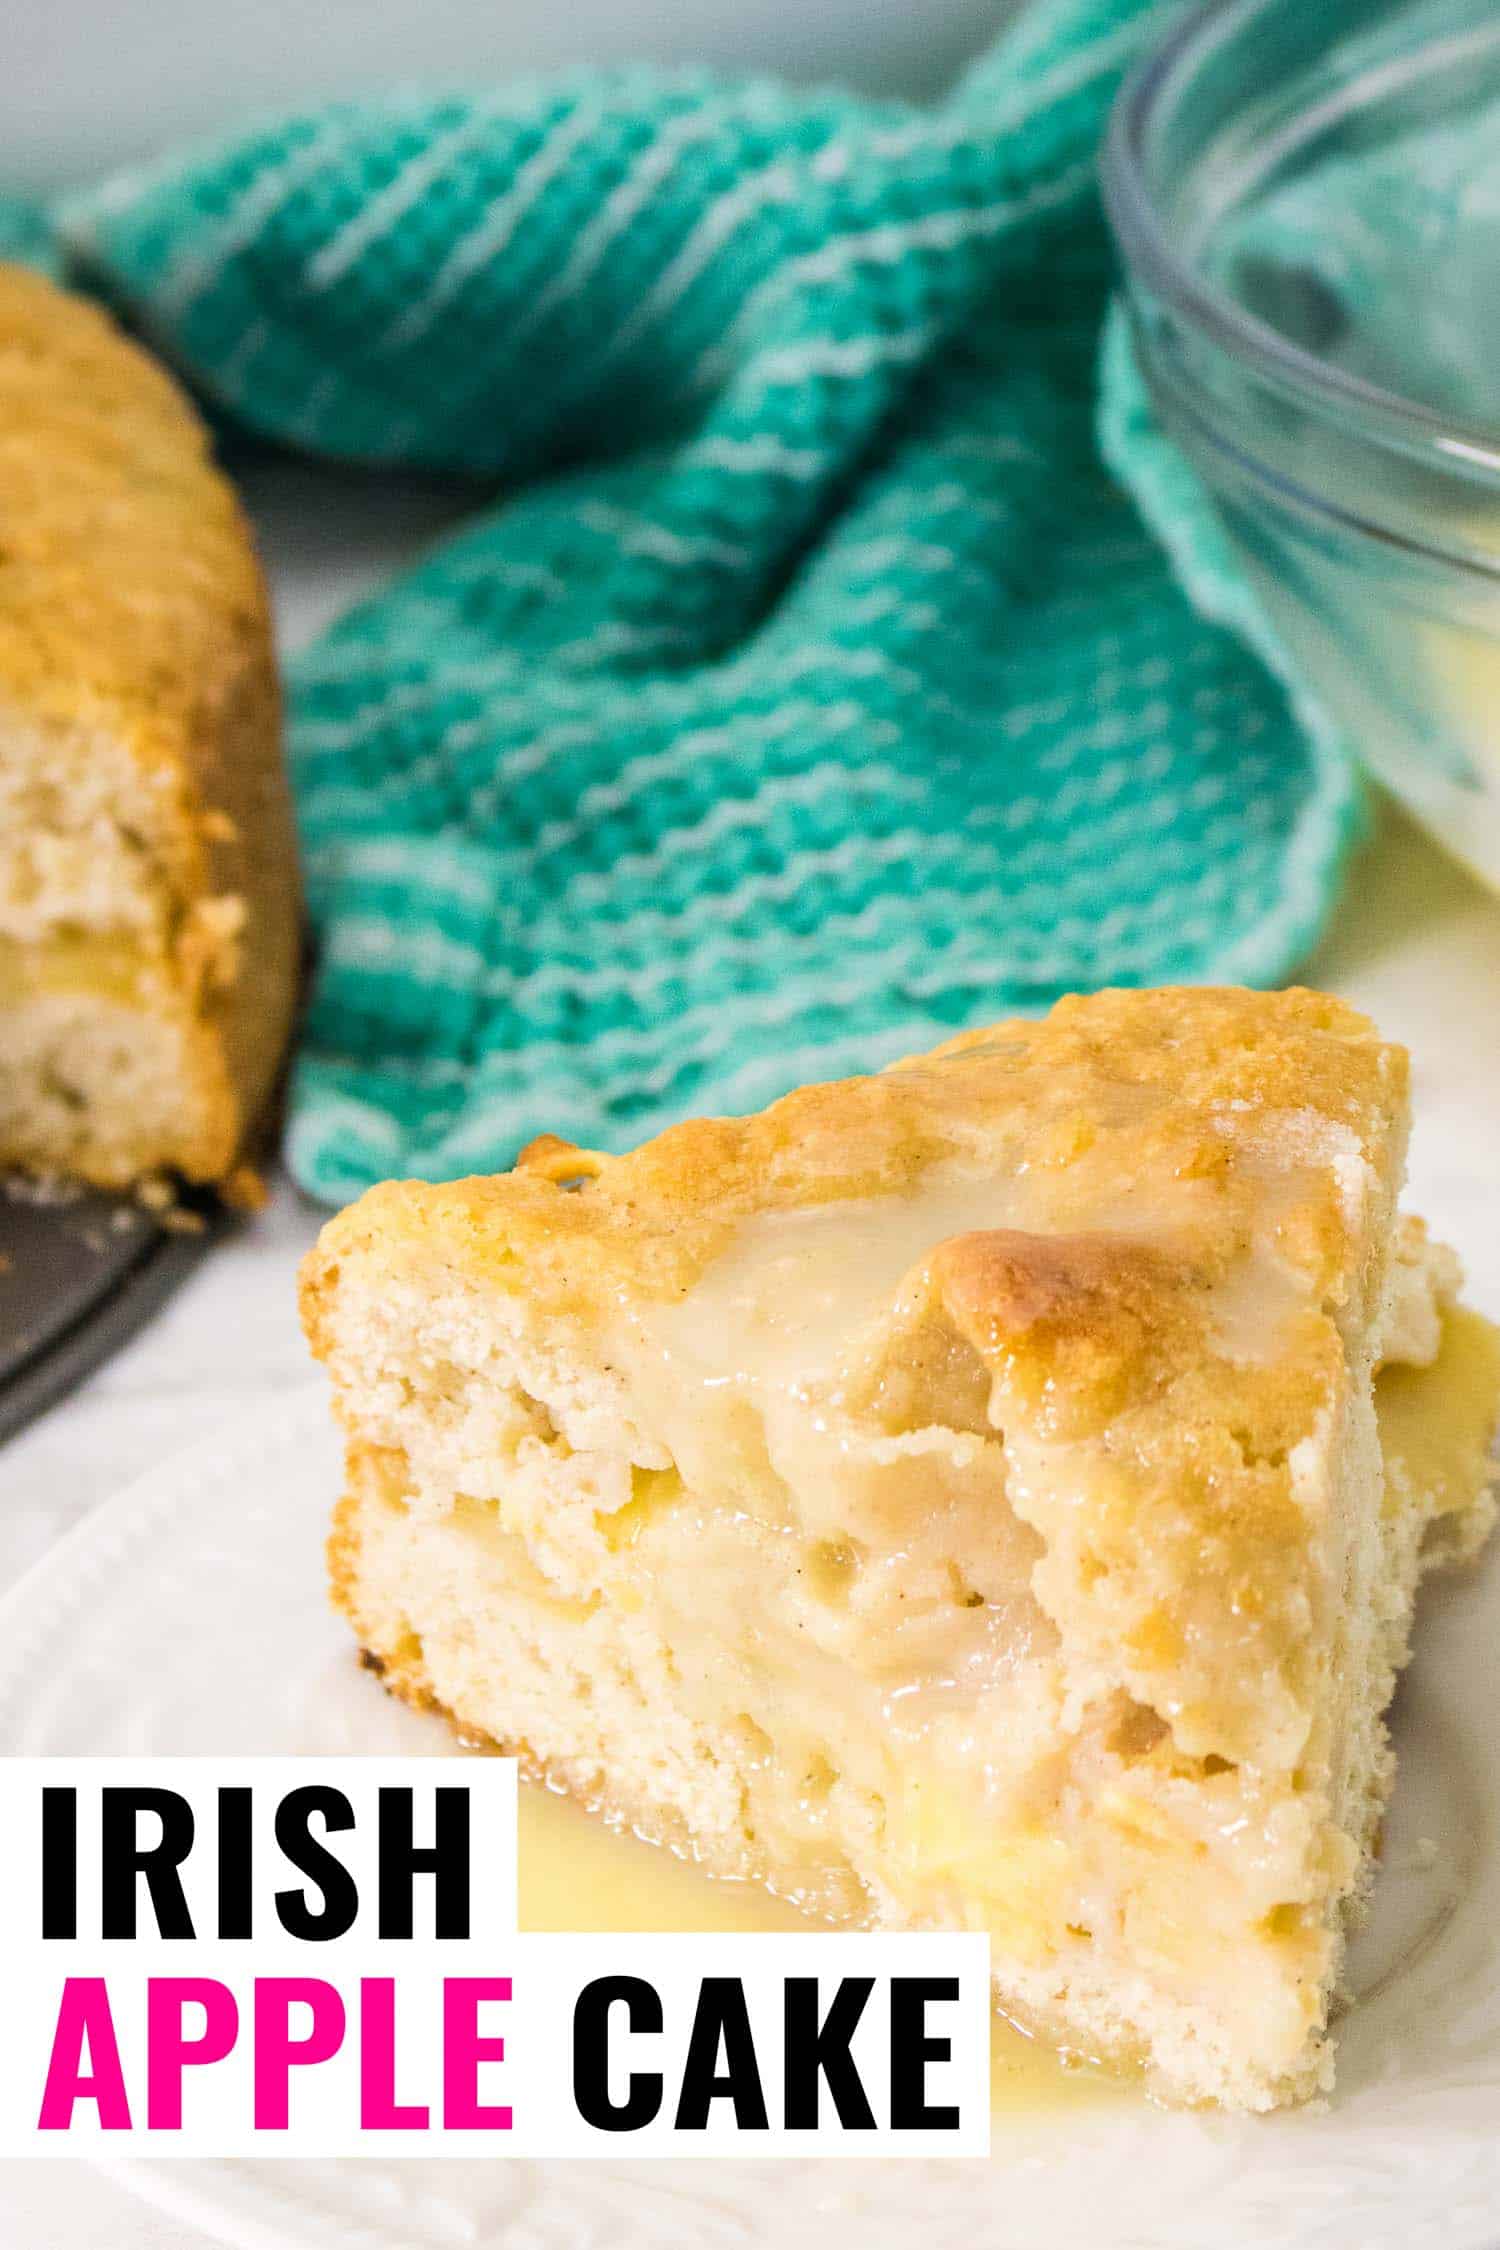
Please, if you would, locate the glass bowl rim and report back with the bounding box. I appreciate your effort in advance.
[1101,0,1500,489]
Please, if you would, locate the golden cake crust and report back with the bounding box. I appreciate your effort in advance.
[307,984,1402,1308]
[0,261,300,1181]
[304,987,1412,1772]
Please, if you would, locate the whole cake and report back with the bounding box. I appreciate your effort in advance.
[0,262,298,1188]
[302,987,1500,2109]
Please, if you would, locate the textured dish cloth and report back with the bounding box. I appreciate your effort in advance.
[47,0,1359,1200]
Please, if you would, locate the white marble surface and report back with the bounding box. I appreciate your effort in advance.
[2,470,1498,2247]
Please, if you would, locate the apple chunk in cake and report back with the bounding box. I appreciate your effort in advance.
[301,987,1500,2111]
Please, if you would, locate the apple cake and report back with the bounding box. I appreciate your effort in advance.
[301,986,1500,2109]
[0,262,299,1189]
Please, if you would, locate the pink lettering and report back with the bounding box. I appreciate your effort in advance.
[252,1978,345,2130]
[146,1979,239,2129]
[359,1978,429,2129]
[38,1978,131,2131]
[443,1977,512,2130]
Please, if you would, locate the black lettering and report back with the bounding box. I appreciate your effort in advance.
[673,1978,768,2131]
[41,1788,76,1941]
[274,1787,358,1940]
[783,1976,875,2128]
[377,1786,469,1939]
[101,1789,195,1940]
[217,1786,253,1939]
[572,1975,663,2131]
[889,1976,959,2129]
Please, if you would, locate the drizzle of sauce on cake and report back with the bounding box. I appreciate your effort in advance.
[624,1157,1321,1442]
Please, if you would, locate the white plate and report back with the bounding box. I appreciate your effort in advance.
[0,1390,1497,2250]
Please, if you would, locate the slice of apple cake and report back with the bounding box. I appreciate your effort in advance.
[301,986,1500,2110]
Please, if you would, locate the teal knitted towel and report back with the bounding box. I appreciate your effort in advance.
[49,0,1359,1201]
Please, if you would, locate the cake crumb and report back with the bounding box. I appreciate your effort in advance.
[222,1163,269,1214]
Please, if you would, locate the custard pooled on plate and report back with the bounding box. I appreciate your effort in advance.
[302,987,1500,2111]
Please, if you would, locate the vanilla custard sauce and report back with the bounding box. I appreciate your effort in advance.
[513,1778,1111,2113]
[624,1153,1320,1458]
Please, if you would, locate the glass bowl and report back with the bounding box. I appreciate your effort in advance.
[1103,0,1500,892]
